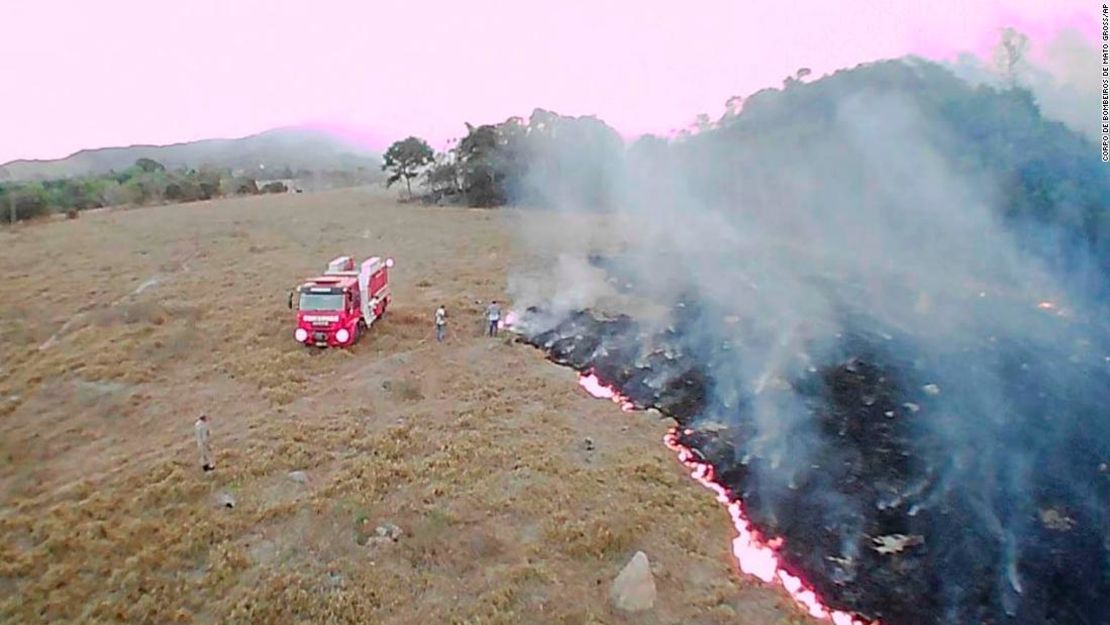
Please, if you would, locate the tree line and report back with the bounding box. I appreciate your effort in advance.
[381,58,1110,294]
[382,108,624,209]
[0,158,298,222]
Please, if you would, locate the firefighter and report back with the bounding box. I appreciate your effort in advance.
[486,300,501,337]
[195,414,214,472]
[435,304,447,342]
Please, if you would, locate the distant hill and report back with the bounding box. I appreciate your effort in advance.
[0,128,381,181]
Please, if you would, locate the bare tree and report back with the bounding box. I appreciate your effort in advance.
[993,27,1029,88]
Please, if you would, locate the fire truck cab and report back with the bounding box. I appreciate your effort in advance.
[289,255,392,347]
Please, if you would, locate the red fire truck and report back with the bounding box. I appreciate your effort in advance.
[289,255,393,347]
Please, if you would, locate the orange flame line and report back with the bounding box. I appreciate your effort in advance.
[577,372,874,625]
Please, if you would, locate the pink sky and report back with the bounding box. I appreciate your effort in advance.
[0,0,1096,163]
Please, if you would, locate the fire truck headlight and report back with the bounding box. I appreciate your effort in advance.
[336,328,350,343]
[294,328,309,343]
[385,257,395,268]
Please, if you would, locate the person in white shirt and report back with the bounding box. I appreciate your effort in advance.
[434,305,447,342]
[195,414,214,472]
[486,301,501,337]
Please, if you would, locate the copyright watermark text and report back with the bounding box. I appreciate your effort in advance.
[1101,4,1109,161]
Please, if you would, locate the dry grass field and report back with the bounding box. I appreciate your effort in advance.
[0,189,811,625]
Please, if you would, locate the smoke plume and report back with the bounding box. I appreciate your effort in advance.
[949,27,1101,142]
[509,57,1110,624]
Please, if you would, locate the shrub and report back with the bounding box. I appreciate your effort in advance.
[0,183,51,221]
[232,178,259,195]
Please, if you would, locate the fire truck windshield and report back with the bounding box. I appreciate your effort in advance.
[298,292,344,311]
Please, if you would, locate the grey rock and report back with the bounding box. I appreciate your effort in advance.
[610,551,656,612]
[375,522,403,541]
[216,492,236,509]
[288,470,309,484]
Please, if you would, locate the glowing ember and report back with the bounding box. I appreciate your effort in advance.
[577,372,635,412]
[1036,300,1070,318]
[580,371,872,625]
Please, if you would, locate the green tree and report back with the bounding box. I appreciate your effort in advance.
[232,177,259,195]
[194,168,223,200]
[122,178,149,204]
[382,137,434,196]
[135,158,166,173]
[1,182,50,221]
[455,123,509,207]
[164,182,184,201]
[0,170,12,224]
[422,153,460,198]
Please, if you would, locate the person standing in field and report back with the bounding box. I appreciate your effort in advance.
[486,300,501,337]
[435,304,447,343]
[195,414,214,472]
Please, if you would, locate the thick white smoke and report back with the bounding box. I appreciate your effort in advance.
[949,27,1100,142]
[508,56,1107,623]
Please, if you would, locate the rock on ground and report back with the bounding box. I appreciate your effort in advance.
[610,550,657,612]
[375,522,404,541]
[215,492,236,509]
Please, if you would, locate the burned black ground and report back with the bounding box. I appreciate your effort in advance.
[515,299,1110,625]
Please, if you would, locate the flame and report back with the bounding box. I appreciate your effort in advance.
[577,371,636,412]
[1037,301,1056,310]
[500,310,520,330]
[578,371,872,625]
